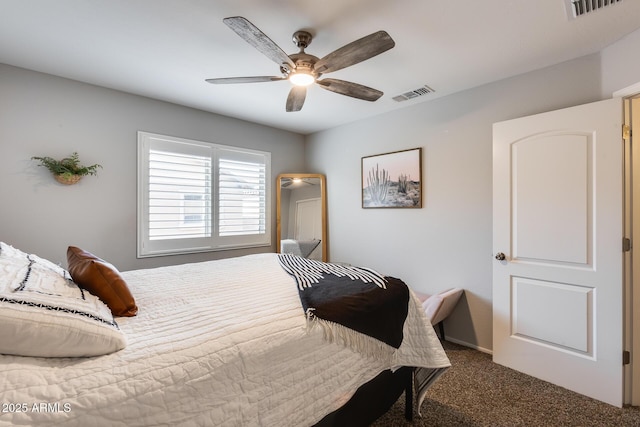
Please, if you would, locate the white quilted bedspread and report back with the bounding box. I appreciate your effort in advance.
[0,253,449,426]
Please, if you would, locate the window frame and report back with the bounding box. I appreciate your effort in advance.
[137,131,271,258]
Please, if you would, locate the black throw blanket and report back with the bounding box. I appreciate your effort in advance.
[277,253,409,350]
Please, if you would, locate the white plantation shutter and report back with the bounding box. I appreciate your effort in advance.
[148,149,212,240]
[138,132,271,257]
[218,149,267,237]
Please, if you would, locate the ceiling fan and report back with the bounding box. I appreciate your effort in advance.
[280,177,316,188]
[206,16,395,112]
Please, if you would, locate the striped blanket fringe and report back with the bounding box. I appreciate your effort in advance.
[304,308,395,360]
[414,366,449,416]
[277,253,387,290]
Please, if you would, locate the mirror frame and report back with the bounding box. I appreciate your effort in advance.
[276,173,327,262]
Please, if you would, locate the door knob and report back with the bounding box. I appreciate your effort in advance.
[495,252,506,261]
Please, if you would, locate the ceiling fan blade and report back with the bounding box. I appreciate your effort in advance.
[223,16,295,69]
[316,78,383,101]
[286,86,307,112]
[314,31,395,74]
[206,76,286,84]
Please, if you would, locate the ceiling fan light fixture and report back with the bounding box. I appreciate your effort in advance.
[210,17,396,111]
[289,71,315,86]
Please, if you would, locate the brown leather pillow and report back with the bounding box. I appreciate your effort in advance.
[67,246,138,317]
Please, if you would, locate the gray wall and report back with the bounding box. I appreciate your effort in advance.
[2,26,639,353]
[601,28,640,97]
[0,64,305,271]
[305,27,640,352]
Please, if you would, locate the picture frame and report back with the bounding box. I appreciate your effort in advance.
[361,147,422,208]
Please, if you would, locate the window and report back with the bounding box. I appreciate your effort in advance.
[182,194,207,226]
[137,132,271,257]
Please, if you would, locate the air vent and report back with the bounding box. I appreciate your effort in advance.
[392,85,435,102]
[565,0,623,20]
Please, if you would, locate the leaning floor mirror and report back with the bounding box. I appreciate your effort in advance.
[276,173,327,262]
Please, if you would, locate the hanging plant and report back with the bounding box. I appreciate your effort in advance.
[31,152,102,185]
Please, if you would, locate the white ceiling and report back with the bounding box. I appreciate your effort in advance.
[1,0,640,135]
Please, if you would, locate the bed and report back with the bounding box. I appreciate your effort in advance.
[0,243,449,426]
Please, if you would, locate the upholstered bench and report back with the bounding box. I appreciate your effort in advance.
[412,288,464,341]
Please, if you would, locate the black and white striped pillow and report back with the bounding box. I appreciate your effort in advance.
[0,242,126,357]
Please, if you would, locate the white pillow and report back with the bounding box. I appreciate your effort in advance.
[0,242,127,357]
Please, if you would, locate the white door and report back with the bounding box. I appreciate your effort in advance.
[295,198,321,240]
[493,98,624,407]
[295,198,322,260]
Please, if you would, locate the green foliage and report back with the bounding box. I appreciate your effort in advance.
[31,152,102,178]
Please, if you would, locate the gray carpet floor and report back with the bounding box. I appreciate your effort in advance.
[372,341,640,426]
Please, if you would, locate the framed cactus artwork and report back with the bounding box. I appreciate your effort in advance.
[361,147,422,208]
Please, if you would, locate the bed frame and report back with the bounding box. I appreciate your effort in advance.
[314,366,413,426]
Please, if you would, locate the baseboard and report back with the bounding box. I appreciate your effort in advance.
[444,336,493,355]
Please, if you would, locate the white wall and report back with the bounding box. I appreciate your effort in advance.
[601,28,640,97]
[0,64,305,271]
[305,53,613,352]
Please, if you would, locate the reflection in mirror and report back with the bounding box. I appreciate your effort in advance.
[276,174,327,262]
